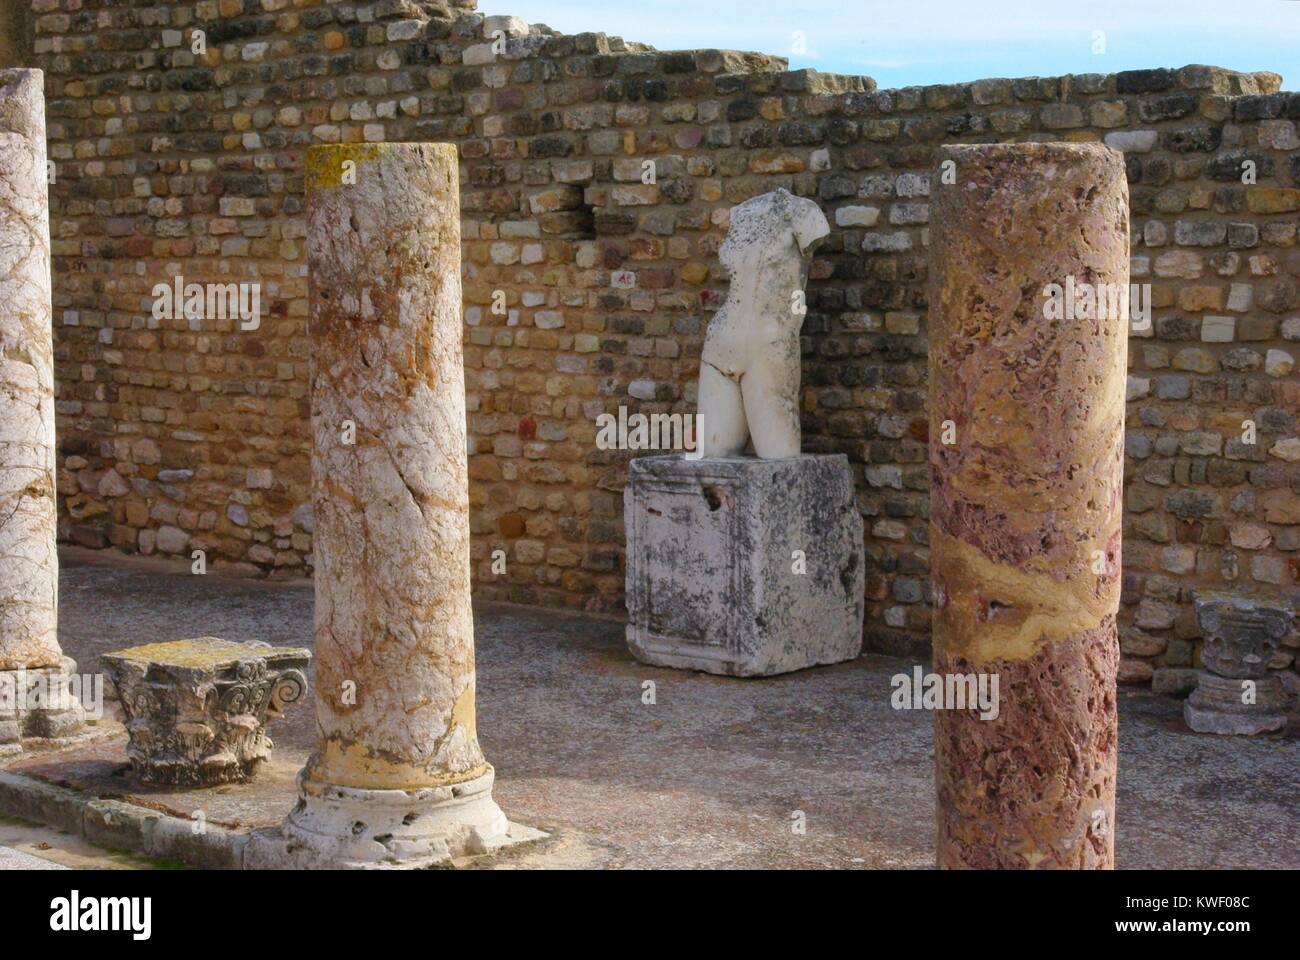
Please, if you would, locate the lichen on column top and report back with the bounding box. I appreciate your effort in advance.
[0,67,62,672]
[929,142,1129,869]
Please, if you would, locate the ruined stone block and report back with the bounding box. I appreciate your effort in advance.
[1185,593,1293,735]
[624,454,864,677]
[102,638,310,785]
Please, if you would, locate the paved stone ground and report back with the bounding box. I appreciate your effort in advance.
[3,547,1296,869]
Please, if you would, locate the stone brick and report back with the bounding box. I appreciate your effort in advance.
[834,205,880,227]
[155,525,189,554]
[1262,491,1300,524]
[1270,437,1300,462]
[1118,659,1154,684]
[1265,348,1294,376]
[1134,598,1177,630]
[1201,316,1235,342]
[1246,187,1300,214]
[1174,220,1227,246]
[1154,250,1203,278]
[1104,129,1157,153]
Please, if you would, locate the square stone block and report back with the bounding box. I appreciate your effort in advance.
[624,454,865,676]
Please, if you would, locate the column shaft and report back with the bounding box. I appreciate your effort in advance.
[0,69,60,672]
[285,143,508,865]
[928,143,1128,869]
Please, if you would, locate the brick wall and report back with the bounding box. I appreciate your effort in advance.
[28,0,1300,694]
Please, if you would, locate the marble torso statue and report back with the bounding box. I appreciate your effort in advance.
[697,188,829,458]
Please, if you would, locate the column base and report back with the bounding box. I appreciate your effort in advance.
[272,765,541,868]
[0,659,89,756]
[1184,671,1289,736]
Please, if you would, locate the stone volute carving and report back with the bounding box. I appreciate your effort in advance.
[697,188,830,459]
[102,638,311,786]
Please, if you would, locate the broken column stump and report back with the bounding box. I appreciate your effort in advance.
[102,638,311,785]
[929,143,1129,868]
[625,454,864,676]
[0,68,86,754]
[1185,593,1293,735]
[279,143,532,868]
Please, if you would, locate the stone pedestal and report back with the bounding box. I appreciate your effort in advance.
[929,143,1128,869]
[1185,594,1292,735]
[0,68,86,751]
[102,638,311,785]
[282,143,530,868]
[625,454,864,677]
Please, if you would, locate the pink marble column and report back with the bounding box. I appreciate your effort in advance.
[928,143,1128,868]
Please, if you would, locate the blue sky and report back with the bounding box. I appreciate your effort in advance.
[488,0,1300,89]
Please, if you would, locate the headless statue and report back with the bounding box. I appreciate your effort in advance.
[697,188,830,459]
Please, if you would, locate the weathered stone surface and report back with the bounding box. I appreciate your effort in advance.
[482,15,530,39]
[1104,129,1157,153]
[1185,593,1293,735]
[929,143,1126,869]
[1192,593,1290,679]
[1151,667,1200,696]
[101,638,310,785]
[283,143,519,867]
[697,188,829,458]
[0,657,87,755]
[1185,671,1289,735]
[625,454,864,677]
[0,70,60,673]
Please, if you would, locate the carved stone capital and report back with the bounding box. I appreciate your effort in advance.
[1192,592,1292,680]
[1187,592,1294,735]
[102,637,311,786]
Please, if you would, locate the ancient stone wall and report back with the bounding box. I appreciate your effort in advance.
[26,0,1300,693]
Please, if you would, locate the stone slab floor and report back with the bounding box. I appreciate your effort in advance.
[3,547,1297,869]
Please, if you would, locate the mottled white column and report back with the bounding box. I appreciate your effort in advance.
[0,69,84,755]
[284,143,515,866]
[0,69,60,672]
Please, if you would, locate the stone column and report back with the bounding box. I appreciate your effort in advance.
[0,69,84,752]
[283,143,515,866]
[928,143,1128,869]
[0,69,59,673]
